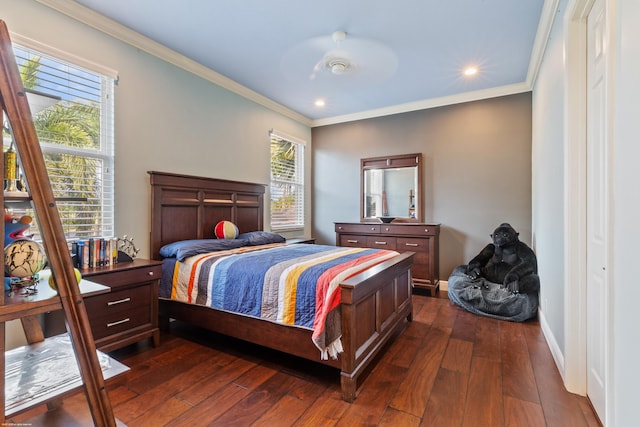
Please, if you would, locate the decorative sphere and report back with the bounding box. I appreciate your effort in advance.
[4,239,47,278]
[49,268,82,291]
[214,221,239,239]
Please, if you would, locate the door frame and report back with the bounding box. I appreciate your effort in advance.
[563,0,614,423]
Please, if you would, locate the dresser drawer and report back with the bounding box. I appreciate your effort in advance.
[366,236,397,250]
[398,237,430,277]
[85,285,151,316]
[382,224,438,236]
[85,264,162,289]
[89,306,151,340]
[340,235,367,247]
[397,237,428,251]
[335,223,381,234]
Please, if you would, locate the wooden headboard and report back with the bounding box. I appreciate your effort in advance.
[148,171,265,260]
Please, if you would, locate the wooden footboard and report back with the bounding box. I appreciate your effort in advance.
[338,251,414,402]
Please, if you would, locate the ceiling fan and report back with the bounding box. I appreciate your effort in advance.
[280,30,398,85]
[318,30,353,76]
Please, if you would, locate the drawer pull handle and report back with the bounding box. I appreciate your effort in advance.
[424,229,429,233]
[370,227,376,231]
[107,318,130,328]
[338,226,343,230]
[347,239,359,243]
[374,241,388,245]
[107,297,131,306]
[405,243,419,247]
[148,271,154,276]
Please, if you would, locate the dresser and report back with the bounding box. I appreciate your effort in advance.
[335,222,440,295]
[82,259,162,352]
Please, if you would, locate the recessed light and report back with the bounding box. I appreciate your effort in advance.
[463,66,478,77]
[315,99,326,107]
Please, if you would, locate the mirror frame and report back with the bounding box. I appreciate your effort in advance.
[360,153,423,223]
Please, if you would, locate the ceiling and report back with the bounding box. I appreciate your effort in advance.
[44,0,552,127]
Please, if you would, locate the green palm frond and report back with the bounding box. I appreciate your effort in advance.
[19,55,41,90]
[34,102,99,148]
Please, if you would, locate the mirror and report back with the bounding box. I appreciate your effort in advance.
[361,153,422,222]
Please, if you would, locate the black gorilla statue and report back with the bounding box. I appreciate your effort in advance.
[466,223,540,294]
[448,223,540,322]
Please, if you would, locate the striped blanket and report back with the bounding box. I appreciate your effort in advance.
[159,243,399,359]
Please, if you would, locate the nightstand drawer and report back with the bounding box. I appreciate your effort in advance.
[84,264,161,288]
[84,285,151,316]
[90,306,151,340]
[78,259,162,352]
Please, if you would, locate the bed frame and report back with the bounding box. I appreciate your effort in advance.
[148,171,414,402]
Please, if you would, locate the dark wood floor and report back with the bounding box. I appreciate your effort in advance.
[11,292,601,426]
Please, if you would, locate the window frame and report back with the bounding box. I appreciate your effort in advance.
[3,40,116,241]
[269,129,305,231]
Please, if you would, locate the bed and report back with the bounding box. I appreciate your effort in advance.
[149,171,414,402]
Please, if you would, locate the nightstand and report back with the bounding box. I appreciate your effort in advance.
[81,259,162,352]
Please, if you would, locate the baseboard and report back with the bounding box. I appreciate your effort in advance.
[439,280,448,291]
[538,308,566,383]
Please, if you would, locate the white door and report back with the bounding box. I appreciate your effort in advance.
[586,0,608,422]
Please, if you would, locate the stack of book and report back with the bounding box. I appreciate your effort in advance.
[71,237,119,270]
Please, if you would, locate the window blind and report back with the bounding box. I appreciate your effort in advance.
[269,130,304,230]
[3,44,115,240]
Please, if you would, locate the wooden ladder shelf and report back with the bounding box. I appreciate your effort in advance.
[0,20,118,425]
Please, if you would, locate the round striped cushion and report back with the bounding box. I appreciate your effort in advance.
[214,221,239,239]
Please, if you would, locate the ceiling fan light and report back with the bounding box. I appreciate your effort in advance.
[327,58,349,75]
[331,62,347,74]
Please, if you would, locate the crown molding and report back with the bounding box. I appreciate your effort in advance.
[526,0,561,88]
[311,82,532,127]
[35,0,313,127]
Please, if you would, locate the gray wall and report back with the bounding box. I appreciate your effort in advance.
[312,93,532,279]
[531,0,566,375]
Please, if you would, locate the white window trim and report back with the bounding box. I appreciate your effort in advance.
[269,129,305,231]
[9,31,119,80]
[269,128,307,147]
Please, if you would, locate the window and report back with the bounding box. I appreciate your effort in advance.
[269,130,304,230]
[2,43,115,240]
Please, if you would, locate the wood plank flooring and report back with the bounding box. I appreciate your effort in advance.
[10,293,601,426]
